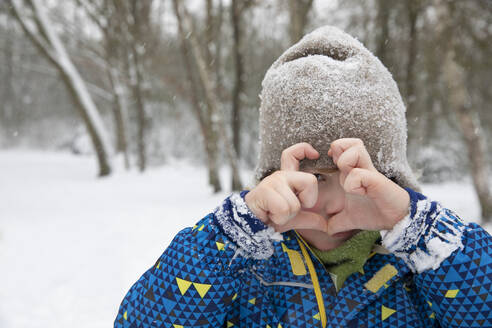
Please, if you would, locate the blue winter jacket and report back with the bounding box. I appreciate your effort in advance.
[114,188,492,327]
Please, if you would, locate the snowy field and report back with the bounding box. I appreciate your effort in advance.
[0,150,489,328]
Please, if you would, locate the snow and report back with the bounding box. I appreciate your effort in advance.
[0,151,238,328]
[0,150,489,328]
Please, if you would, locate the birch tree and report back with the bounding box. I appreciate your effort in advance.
[9,0,112,176]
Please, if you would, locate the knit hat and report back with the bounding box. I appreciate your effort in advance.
[255,26,420,191]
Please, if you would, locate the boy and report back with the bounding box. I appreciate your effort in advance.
[114,26,492,327]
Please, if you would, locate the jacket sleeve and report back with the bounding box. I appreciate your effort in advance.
[114,191,281,328]
[381,188,492,328]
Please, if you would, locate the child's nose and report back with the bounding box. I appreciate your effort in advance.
[324,193,345,217]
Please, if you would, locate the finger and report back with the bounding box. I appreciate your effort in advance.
[275,211,328,233]
[335,146,363,174]
[325,210,356,236]
[245,189,271,224]
[343,168,381,196]
[329,138,374,171]
[283,171,318,208]
[272,183,301,220]
[264,189,293,226]
[280,142,319,171]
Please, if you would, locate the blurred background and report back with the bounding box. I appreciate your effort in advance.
[0,0,491,327]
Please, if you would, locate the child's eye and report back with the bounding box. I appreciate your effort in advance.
[313,173,326,182]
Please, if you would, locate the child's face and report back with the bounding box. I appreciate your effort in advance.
[296,168,360,251]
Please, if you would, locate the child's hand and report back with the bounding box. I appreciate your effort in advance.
[245,143,328,233]
[326,138,410,235]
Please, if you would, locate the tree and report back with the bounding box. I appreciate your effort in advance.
[75,0,130,169]
[9,0,112,176]
[173,0,242,192]
[374,0,392,69]
[172,0,221,192]
[404,0,423,144]
[288,0,313,44]
[440,0,492,222]
[230,0,254,190]
[0,9,19,138]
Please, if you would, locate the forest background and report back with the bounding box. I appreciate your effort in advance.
[1,0,492,220]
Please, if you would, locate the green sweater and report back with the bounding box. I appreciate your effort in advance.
[310,230,381,292]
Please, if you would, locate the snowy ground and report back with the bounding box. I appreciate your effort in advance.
[0,150,489,328]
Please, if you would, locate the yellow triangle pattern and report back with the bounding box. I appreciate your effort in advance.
[176,277,192,295]
[445,289,459,298]
[156,261,161,269]
[216,242,225,251]
[427,300,432,308]
[198,224,205,231]
[227,321,234,327]
[193,282,212,298]
[278,324,283,328]
[248,297,256,305]
[313,312,320,320]
[232,293,238,300]
[266,325,271,328]
[429,312,435,319]
[381,305,396,321]
[173,325,184,328]
[123,310,127,320]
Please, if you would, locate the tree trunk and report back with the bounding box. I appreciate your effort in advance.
[288,0,313,44]
[104,0,130,169]
[230,0,248,190]
[128,1,150,172]
[205,0,213,68]
[175,0,242,191]
[375,0,391,69]
[214,0,224,100]
[2,12,18,134]
[130,49,147,172]
[405,0,420,145]
[107,66,130,169]
[443,53,492,222]
[172,0,221,192]
[10,0,112,177]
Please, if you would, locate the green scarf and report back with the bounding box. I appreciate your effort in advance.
[310,230,380,292]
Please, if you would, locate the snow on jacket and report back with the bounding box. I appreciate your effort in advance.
[114,188,492,327]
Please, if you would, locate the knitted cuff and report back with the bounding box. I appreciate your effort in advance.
[380,188,466,273]
[212,191,283,260]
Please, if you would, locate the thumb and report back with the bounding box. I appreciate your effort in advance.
[275,211,327,233]
[325,210,356,236]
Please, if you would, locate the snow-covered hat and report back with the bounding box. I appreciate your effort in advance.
[255,26,420,191]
